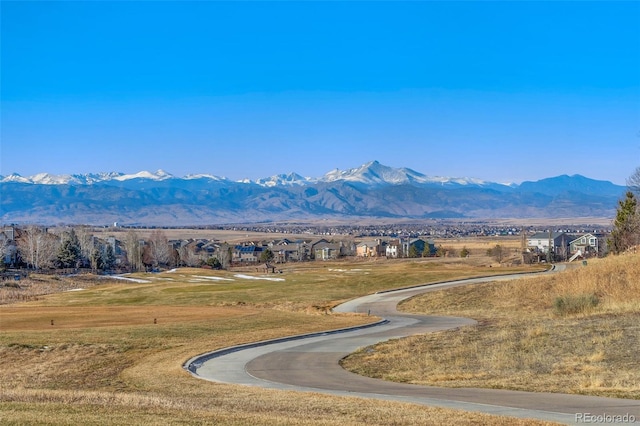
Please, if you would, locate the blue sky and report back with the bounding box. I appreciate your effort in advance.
[2,1,639,184]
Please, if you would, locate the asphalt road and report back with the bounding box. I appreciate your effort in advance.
[186,268,640,425]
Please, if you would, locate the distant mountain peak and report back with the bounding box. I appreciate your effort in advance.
[1,173,31,184]
[254,172,312,187]
[114,170,174,181]
[320,160,427,186]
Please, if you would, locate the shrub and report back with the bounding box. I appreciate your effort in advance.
[553,293,600,316]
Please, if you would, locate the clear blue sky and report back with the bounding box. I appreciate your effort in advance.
[2,1,639,184]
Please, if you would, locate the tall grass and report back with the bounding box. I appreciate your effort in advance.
[343,252,640,399]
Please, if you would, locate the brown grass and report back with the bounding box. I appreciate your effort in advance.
[0,260,553,425]
[342,252,640,399]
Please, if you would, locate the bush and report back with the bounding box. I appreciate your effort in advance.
[553,293,600,316]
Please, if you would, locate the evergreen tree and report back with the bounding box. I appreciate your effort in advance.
[57,229,82,268]
[205,257,222,269]
[91,248,102,271]
[609,191,639,254]
[102,244,116,271]
[260,248,275,263]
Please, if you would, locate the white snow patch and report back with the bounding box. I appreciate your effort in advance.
[234,274,285,282]
[66,288,84,292]
[193,275,235,281]
[111,275,152,283]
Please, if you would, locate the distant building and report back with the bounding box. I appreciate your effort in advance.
[386,239,400,258]
[356,240,383,257]
[569,233,601,256]
[527,232,572,257]
[312,241,340,260]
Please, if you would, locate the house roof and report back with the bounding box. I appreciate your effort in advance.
[235,246,262,253]
[569,233,597,244]
[529,232,571,240]
[314,242,339,250]
[357,240,380,247]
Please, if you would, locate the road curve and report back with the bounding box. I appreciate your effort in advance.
[186,268,640,425]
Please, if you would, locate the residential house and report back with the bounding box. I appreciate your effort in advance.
[569,233,601,257]
[527,232,572,259]
[233,245,263,263]
[292,239,315,261]
[313,241,341,260]
[385,239,400,258]
[356,239,384,257]
[405,238,436,257]
[269,243,297,263]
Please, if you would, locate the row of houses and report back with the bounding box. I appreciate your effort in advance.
[526,232,604,260]
[355,238,436,258]
[193,237,437,264]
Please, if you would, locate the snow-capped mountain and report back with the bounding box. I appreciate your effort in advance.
[318,160,510,189]
[0,172,128,185]
[0,161,502,188]
[254,173,313,187]
[320,160,431,185]
[112,169,173,181]
[0,161,626,225]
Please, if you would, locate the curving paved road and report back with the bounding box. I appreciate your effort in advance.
[186,269,640,425]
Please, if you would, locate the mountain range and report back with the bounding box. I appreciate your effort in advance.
[0,161,626,225]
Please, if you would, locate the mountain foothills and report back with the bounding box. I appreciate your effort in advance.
[0,161,626,226]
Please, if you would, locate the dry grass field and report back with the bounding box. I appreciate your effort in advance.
[342,252,640,399]
[0,258,554,425]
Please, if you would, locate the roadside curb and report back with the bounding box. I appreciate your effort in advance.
[374,265,555,295]
[184,318,389,375]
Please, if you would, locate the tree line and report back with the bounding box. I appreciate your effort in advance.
[1,227,224,273]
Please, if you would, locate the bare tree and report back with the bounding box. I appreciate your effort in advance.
[148,230,171,267]
[488,244,505,263]
[627,166,640,196]
[177,244,202,267]
[216,243,232,269]
[16,226,58,270]
[75,226,95,268]
[122,230,143,272]
[0,229,10,265]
